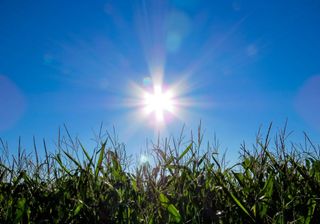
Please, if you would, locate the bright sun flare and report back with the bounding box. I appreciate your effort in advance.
[143,85,175,122]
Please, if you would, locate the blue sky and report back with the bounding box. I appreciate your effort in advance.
[1,0,320,161]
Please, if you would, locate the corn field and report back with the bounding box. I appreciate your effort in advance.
[0,124,319,223]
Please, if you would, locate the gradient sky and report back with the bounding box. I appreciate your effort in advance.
[1,0,320,161]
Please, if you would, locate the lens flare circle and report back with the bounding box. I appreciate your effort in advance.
[139,154,150,165]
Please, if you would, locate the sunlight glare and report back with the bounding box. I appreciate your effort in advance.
[143,85,175,122]
[126,76,196,128]
[139,154,149,165]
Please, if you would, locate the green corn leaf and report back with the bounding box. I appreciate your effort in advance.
[305,198,316,224]
[229,191,254,222]
[197,153,207,166]
[168,204,181,222]
[251,204,256,217]
[177,143,192,162]
[55,154,72,176]
[233,171,245,188]
[257,174,274,218]
[132,180,138,192]
[15,197,26,223]
[73,201,83,216]
[111,152,121,171]
[79,142,94,168]
[257,174,274,219]
[166,155,174,165]
[63,150,82,169]
[260,174,274,198]
[95,141,106,178]
[159,193,169,206]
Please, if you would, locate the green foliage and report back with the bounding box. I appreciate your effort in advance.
[0,124,320,223]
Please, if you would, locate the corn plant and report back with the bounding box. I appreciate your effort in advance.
[0,124,319,223]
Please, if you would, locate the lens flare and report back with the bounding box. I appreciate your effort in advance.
[139,154,150,165]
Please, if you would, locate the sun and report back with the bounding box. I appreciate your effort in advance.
[143,84,175,122]
[126,75,192,127]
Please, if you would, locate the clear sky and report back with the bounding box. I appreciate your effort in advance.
[1,0,320,161]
